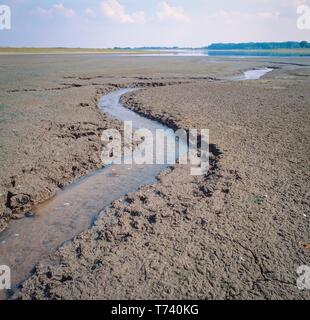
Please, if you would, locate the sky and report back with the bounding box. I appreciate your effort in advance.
[0,0,310,47]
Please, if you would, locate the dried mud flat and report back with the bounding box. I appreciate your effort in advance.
[0,55,309,299]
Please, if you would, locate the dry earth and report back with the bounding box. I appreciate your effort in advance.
[0,55,309,299]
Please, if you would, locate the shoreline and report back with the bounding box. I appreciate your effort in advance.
[0,48,161,56]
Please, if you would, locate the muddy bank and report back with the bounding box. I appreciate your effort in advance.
[0,84,123,232]
[0,59,195,231]
[1,55,309,299]
[0,88,189,292]
[16,66,310,299]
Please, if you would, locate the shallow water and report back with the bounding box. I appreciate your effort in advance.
[0,88,186,295]
[233,68,273,80]
[207,50,310,57]
[125,49,310,58]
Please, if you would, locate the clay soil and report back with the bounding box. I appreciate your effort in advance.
[0,55,309,299]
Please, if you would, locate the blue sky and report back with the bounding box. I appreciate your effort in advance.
[0,0,309,47]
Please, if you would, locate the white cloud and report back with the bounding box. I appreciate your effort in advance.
[257,11,280,19]
[37,3,75,18]
[53,3,75,18]
[85,8,96,18]
[36,7,52,17]
[101,0,145,24]
[131,11,146,24]
[215,9,281,21]
[218,10,242,18]
[157,1,190,22]
[214,10,244,24]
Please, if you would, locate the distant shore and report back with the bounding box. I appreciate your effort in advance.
[0,47,160,55]
[207,48,310,54]
[1,47,310,56]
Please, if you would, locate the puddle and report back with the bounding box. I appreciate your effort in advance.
[233,68,273,80]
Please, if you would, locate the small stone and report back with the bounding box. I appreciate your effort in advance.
[130,220,140,229]
[199,218,208,227]
[104,231,113,242]
[148,214,157,224]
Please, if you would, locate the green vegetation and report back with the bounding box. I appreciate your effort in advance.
[207,41,310,50]
[0,103,9,111]
[250,194,266,205]
[0,104,9,125]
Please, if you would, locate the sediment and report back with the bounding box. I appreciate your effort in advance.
[0,55,309,299]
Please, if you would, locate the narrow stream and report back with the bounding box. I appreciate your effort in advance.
[0,88,185,295]
[0,68,273,297]
[234,67,273,80]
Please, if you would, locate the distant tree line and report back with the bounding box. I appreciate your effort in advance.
[113,42,310,51]
[207,41,310,50]
[113,46,180,50]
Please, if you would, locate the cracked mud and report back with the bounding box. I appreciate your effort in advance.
[0,55,309,300]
